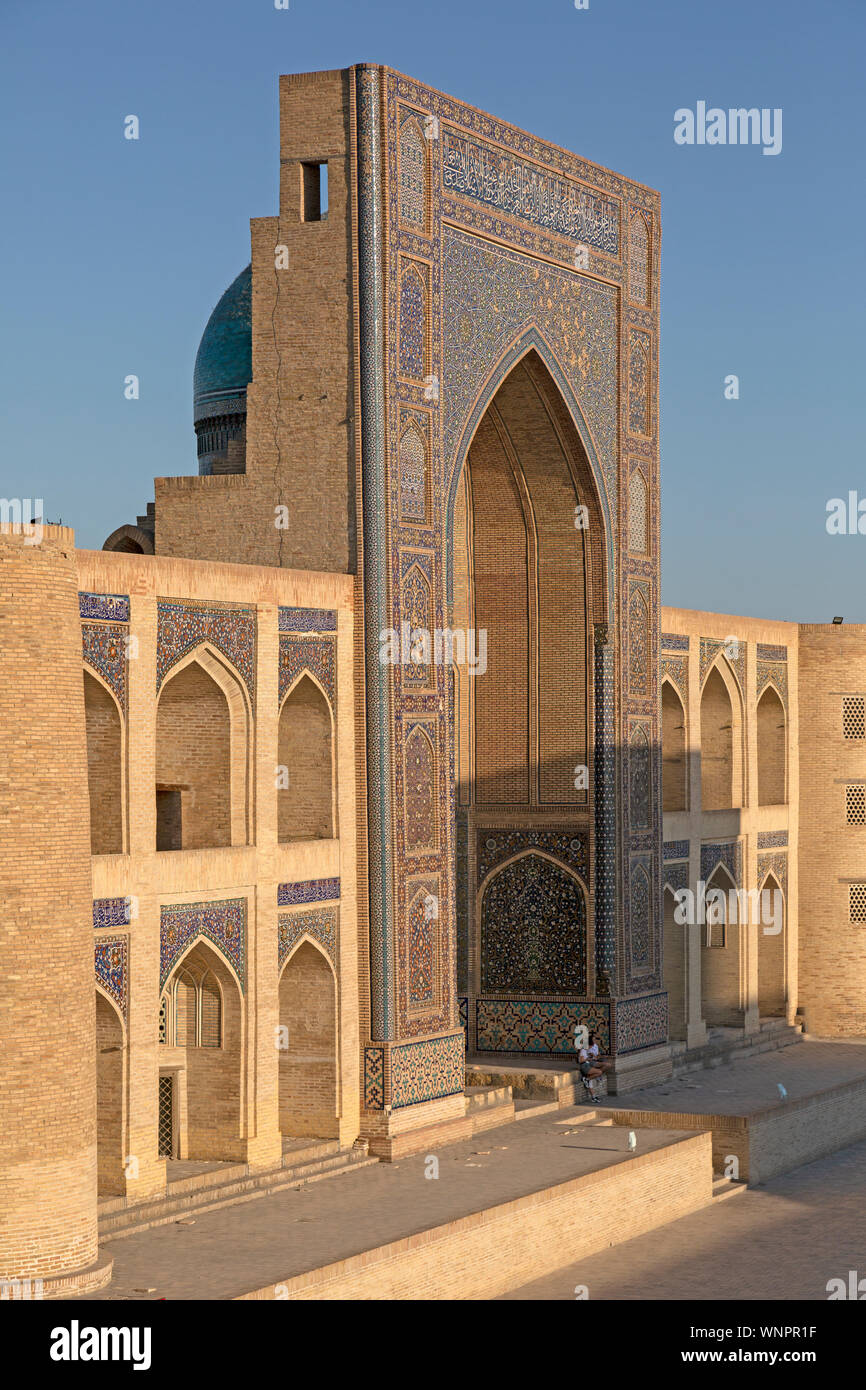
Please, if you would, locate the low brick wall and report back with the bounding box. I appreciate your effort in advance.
[607,1071,866,1184]
[238,1131,712,1300]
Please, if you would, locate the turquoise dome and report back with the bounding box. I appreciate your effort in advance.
[193,264,252,425]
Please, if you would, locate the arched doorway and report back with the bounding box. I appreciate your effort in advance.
[663,885,686,1040]
[701,864,742,1027]
[278,675,334,841]
[758,872,786,1016]
[448,347,607,1025]
[158,941,242,1160]
[278,941,338,1138]
[95,990,125,1194]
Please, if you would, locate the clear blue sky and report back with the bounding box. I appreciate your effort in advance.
[2,0,863,621]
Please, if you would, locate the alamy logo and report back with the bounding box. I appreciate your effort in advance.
[674,102,782,156]
[50,1320,152,1370]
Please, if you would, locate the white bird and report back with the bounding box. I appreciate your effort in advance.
[777,1083,787,1100]
[627,1130,637,1151]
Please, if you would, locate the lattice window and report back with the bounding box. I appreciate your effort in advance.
[158,1075,174,1158]
[200,974,221,1048]
[847,786,866,825]
[843,697,865,739]
[849,883,866,922]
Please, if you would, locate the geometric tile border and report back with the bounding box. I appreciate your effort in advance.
[390,1033,464,1109]
[278,607,337,633]
[615,991,667,1054]
[277,878,340,907]
[475,998,612,1056]
[79,591,130,623]
[363,1046,385,1110]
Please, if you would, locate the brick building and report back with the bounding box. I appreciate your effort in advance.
[1,64,862,1295]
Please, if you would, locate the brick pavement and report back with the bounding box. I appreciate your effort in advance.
[501,1133,866,1300]
[84,1108,687,1301]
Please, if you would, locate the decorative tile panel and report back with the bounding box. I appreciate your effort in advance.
[661,632,689,651]
[700,841,742,886]
[278,906,337,970]
[615,992,667,1054]
[278,633,336,709]
[160,898,246,991]
[757,830,788,849]
[476,998,611,1055]
[364,1046,385,1109]
[95,935,128,1020]
[390,1033,464,1108]
[93,897,131,929]
[663,840,690,861]
[156,599,255,700]
[480,853,586,994]
[79,592,130,623]
[82,623,128,711]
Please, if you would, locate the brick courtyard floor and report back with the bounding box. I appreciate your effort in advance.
[602,1036,866,1116]
[86,1109,688,1301]
[83,1038,866,1301]
[501,1133,866,1300]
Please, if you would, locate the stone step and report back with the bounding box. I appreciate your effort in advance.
[465,1084,512,1112]
[712,1176,748,1202]
[99,1147,377,1239]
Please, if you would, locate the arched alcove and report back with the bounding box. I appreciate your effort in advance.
[278,674,334,842]
[701,665,739,810]
[701,864,742,1027]
[757,685,786,806]
[662,680,687,812]
[479,853,587,995]
[278,941,338,1138]
[84,669,123,854]
[155,650,249,850]
[663,886,686,1040]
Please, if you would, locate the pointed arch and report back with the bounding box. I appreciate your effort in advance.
[628,208,651,307]
[701,660,742,810]
[757,870,786,1017]
[478,850,587,994]
[701,862,742,1026]
[83,666,125,854]
[399,417,429,521]
[278,939,338,1138]
[757,683,786,805]
[445,327,612,622]
[159,939,242,1160]
[95,988,125,1195]
[400,562,434,688]
[399,114,429,233]
[662,678,687,812]
[278,670,335,841]
[405,723,437,853]
[628,585,650,695]
[663,886,686,1040]
[155,644,251,849]
[629,724,651,829]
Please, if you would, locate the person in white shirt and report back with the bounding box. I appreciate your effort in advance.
[577,1042,604,1103]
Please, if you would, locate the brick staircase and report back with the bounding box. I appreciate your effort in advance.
[98,1139,377,1240]
[670,1018,804,1080]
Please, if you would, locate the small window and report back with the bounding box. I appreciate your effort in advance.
[843,697,865,739]
[849,884,866,922]
[301,162,328,222]
[158,994,168,1045]
[847,786,866,825]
